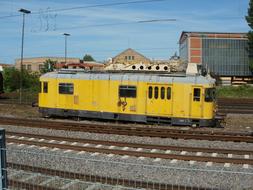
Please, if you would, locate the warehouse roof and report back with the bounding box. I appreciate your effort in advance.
[179,31,247,43]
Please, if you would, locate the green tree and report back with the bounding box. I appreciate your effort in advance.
[83,54,95,61]
[246,0,253,71]
[40,59,57,73]
[3,67,20,92]
[3,67,40,92]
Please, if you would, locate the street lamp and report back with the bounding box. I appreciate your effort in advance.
[63,33,70,65]
[19,8,31,104]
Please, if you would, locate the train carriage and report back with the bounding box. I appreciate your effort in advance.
[39,70,216,127]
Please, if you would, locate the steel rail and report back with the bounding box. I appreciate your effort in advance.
[7,138,253,165]
[7,162,217,190]
[8,179,60,190]
[6,131,253,155]
[1,116,253,142]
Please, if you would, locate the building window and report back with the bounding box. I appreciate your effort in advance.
[161,87,165,99]
[22,65,26,70]
[39,64,44,71]
[119,85,136,98]
[167,87,171,100]
[132,56,135,60]
[59,83,74,94]
[128,56,131,60]
[148,86,153,99]
[193,88,201,101]
[43,82,48,93]
[27,64,31,71]
[125,56,128,60]
[154,87,159,99]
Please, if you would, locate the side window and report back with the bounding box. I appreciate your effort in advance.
[59,83,74,94]
[205,88,215,102]
[148,86,153,99]
[39,82,42,93]
[167,87,171,100]
[154,87,159,99]
[119,85,136,98]
[43,82,48,93]
[161,87,165,99]
[193,88,201,101]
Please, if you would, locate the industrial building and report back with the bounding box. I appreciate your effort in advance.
[179,31,252,84]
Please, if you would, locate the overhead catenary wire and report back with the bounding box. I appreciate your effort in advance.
[0,0,169,20]
[48,18,177,32]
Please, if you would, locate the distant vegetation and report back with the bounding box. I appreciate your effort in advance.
[40,59,57,74]
[246,0,253,71]
[3,67,40,93]
[216,85,253,98]
[83,54,95,61]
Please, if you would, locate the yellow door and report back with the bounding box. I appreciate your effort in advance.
[190,87,203,118]
[146,84,172,116]
[57,83,74,109]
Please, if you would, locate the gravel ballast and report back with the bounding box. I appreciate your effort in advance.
[1,124,253,189]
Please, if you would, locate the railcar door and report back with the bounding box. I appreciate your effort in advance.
[58,82,74,109]
[190,87,203,118]
[146,84,172,116]
[117,85,137,114]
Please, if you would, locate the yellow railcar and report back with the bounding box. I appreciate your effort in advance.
[39,70,216,127]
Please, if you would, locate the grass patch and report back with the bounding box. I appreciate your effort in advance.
[217,85,253,98]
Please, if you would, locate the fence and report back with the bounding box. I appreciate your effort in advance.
[0,90,38,105]
[2,145,253,190]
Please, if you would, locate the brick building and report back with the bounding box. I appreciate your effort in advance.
[179,31,252,77]
[112,48,150,65]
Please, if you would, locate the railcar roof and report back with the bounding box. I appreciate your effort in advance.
[40,71,215,85]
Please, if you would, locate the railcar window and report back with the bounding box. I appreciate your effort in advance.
[148,86,153,99]
[193,88,201,101]
[167,87,171,100]
[119,85,136,98]
[39,82,42,93]
[154,87,159,99]
[59,83,74,94]
[43,82,48,93]
[205,88,215,102]
[161,87,165,99]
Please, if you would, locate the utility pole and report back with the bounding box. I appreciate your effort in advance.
[63,33,70,65]
[19,8,31,104]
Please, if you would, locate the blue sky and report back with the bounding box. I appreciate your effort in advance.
[0,0,250,64]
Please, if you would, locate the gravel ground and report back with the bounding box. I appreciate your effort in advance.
[0,104,253,189]
[1,124,253,190]
[6,145,253,190]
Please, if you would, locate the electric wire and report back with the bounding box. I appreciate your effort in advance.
[0,0,168,19]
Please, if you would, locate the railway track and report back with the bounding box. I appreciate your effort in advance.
[1,116,253,142]
[217,98,253,114]
[6,132,253,165]
[7,163,215,190]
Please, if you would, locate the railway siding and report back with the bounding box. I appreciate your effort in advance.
[1,116,253,142]
[6,133,253,165]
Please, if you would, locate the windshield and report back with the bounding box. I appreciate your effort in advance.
[205,88,215,102]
